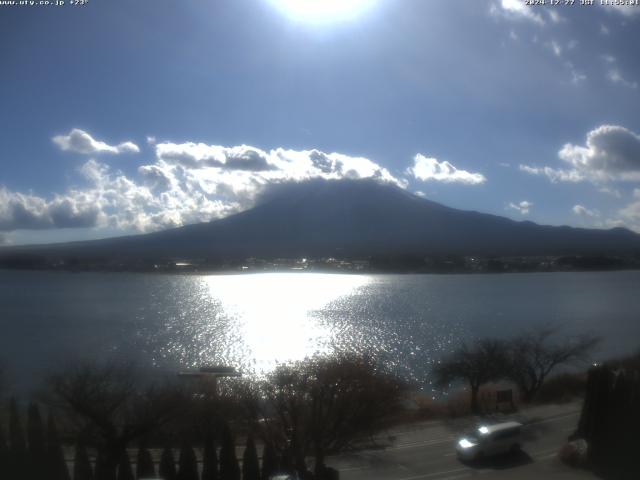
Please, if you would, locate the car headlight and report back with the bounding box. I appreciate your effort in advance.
[458,438,476,449]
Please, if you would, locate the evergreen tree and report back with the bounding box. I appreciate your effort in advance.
[47,413,71,480]
[159,447,177,480]
[95,449,116,480]
[136,444,156,479]
[0,422,10,479]
[9,398,27,480]
[201,437,218,480]
[116,450,134,480]
[73,443,94,480]
[242,437,260,480]
[260,442,277,480]
[219,423,240,480]
[177,441,198,480]
[27,403,46,477]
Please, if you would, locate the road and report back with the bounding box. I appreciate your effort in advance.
[327,403,598,480]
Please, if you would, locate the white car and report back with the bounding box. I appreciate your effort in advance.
[456,421,523,461]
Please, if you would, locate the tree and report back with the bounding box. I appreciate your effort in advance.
[242,436,260,480]
[433,339,508,414]
[201,437,218,480]
[506,328,600,403]
[73,443,94,480]
[47,413,71,480]
[45,362,185,478]
[0,422,10,480]
[261,354,408,475]
[94,449,113,480]
[177,442,198,480]
[260,442,277,480]
[116,450,134,480]
[159,447,177,480]
[9,398,27,479]
[27,403,46,478]
[136,443,156,479]
[219,423,240,480]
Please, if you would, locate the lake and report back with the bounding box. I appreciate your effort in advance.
[1,269,639,395]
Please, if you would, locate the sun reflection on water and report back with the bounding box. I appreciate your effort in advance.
[202,272,371,372]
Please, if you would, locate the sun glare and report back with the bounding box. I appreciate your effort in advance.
[269,0,377,23]
[204,273,370,372]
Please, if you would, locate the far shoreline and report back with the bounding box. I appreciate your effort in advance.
[1,247,640,276]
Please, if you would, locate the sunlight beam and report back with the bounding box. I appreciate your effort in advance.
[268,0,377,23]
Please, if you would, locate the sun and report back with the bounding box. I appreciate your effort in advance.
[269,0,377,23]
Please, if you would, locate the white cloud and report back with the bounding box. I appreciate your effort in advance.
[600,23,610,35]
[598,186,622,198]
[52,128,140,155]
[547,40,562,57]
[0,143,407,234]
[508,200,533,215]
[521,125,640,183]
[146,136,157,145]
[607,69,638,89]
[602,54,616,63]
[406,154,486,185]
[572,205,600,218]
[558,125,640,181]
[491,0,545,25]
[547,9,563,23]
[599,4,640,16]
[570,68,587,84]
[519,164,585,183]
[0,186,100,231]
[619,198,640,232]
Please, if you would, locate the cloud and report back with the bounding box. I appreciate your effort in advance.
[547,9,563,23]
[600,24,610,35]
[0,144,406,233]
[569,66,587,84]
[600,4,640,16]
[508,200,533,215]
[0,187,100,231]
[156,143,276,171]
[559,125,640,180]
[521,125,640,183]
[519,164,585,183]
[572,205,600,218]
[52,128,140,155]
[598,186,622,198]
[407,154,486,185]
[607,69,638,89]
[547,40,562,57]
[491,0,545,25]
[618,192,640,232]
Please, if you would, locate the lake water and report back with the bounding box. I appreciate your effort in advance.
[1,269,639,395]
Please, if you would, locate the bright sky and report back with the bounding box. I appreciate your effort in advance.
[1,0,639,246]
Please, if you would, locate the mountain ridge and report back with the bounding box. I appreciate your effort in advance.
[2,179,639,260]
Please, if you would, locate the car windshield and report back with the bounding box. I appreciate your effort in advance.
[464,432,480,443]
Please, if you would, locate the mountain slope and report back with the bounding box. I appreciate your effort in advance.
[4,179,640,259]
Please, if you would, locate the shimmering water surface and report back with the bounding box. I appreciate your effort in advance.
[1,270,639,393]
